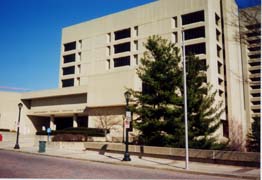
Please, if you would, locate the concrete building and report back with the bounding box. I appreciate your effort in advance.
[240,6,261,132]
[0,0,257,148]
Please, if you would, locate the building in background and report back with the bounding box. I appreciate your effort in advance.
[240,6,261,133]
[0,0,259,149]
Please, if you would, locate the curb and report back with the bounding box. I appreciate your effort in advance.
[0,147,259,180]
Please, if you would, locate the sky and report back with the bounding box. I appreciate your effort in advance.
[0,0,260,92]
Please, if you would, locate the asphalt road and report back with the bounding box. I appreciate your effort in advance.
[0,150,238,179]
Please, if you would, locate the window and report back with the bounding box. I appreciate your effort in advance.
[77,77,80,86]
[134,40,138,51]
[222,120,229,138]
[250,84,261,89]
[114,56,130,67]
[251,101,260,105]
[77,52,81,62]
[252,93,261,97]
[134,54,138,65]
[107,33,111,43]
[62,79,74,87]
[172,32,178,43]
[184,26,205,40]
[199,59,207,70]
[250,77,261,82]
[252,109,261,113]
[77,65,81,74]
[185,43,206,55]
[219,90,223,97]
[106,59,111,69]
[114,28,131,40]
[78,40,82,49]
[246,31,261,38]
[249,54,261,59]
[215,13,220,26]
[249,69,261,74]
[63,66,75,75]
[218,78,223,85]
[114,42,130,54]
[216,29,221,41]
[248,46,260,51]
[217,61,223,74]
[246,23,261,30]
[106,46,111,56]
[249,61,261,66]
[172,17,178,28]
[63,54,75,63]
[134,26,138,36]
[248,39,261,45]
[64,42,76,52]
[182,10,204,25]
[217,45,221,58]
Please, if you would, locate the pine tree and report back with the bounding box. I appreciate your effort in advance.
[131,36,224,149]
[246,117,260,152]
[130,35,182,146]
[181,55,224,149]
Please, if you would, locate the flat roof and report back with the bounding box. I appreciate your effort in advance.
[21,86,88,100]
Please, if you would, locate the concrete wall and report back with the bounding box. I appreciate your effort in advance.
[0,91,21,132]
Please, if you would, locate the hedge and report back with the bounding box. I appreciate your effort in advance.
[36,127,109,137]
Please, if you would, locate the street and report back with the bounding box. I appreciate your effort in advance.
[0,150,239,179]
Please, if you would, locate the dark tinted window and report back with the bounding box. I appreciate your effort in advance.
[185,43,206,55]
[62,79,74,87]
[114,28,131,40]
[64,42,76,51]
[114,56,130,67]
[63,54,75,63]
[114,42,130,54]
[63,66,75,75]
[182,10,204,25]
[184,26,205,40]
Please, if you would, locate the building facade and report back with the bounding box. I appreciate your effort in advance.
[0,0,258,148]
[240,6,261,131]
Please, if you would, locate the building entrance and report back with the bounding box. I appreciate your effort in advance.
[55,117,73,130]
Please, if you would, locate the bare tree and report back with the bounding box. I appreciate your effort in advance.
[96,114,122,141]
[227,4,261,45]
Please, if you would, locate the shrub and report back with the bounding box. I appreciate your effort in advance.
[52,134,87,142]
[36,127,109,137]
[0,128,10,132]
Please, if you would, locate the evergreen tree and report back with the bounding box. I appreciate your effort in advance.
[246,117,260,152]
[130,36,224,149]
[130,35,182,146]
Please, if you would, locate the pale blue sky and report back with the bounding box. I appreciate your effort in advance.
[0,0,260,91]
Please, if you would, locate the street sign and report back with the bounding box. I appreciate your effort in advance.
[126,111,131,121]
[124,120,130,129]
[47,128,51,134]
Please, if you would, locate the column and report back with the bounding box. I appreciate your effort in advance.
[50,115,56,130]
[73,114,78,128]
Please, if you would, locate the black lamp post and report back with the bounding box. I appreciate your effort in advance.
[14,103,23,149]
[123,91,131,161]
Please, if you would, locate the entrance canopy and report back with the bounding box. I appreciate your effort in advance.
[21,86,88,117]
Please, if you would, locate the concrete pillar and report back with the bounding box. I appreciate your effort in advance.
[50,115,56,130]
[73,114,78,128]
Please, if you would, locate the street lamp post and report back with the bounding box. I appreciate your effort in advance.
[14,103,23,149]
[123,91,131,161]
[182,29,189,170]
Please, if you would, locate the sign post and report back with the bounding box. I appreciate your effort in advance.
[47,128,51,142]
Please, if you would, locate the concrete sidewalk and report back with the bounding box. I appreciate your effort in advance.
[0,142,260,180]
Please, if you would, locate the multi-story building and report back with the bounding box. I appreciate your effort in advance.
[0,0,256,148]
[240,6,261,131]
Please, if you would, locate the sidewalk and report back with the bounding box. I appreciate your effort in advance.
[0,142,260,180]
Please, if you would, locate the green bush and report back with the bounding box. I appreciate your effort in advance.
[36,127,109,137]
[52,134,87,142]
